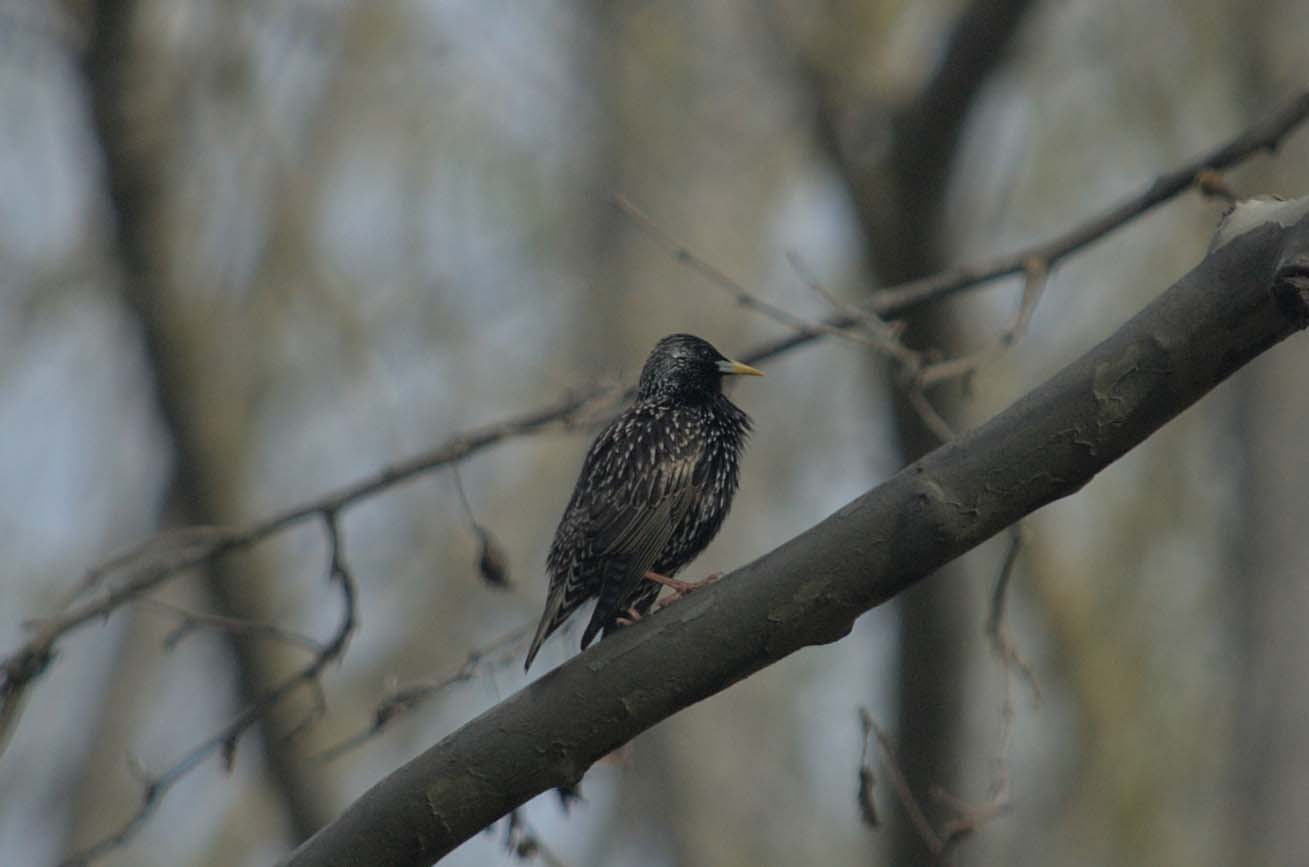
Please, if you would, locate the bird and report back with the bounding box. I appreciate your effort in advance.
[523,333,763,671]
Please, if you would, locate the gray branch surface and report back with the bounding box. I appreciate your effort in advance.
[287,200,1309,867]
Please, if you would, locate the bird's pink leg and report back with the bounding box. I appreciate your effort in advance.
[645,570,722,608]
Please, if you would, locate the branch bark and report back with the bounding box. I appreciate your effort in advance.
[284,198,1309,866]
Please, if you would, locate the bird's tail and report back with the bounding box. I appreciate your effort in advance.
[524,587,567,672]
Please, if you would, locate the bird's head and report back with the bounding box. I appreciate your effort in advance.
[635,334,763,402]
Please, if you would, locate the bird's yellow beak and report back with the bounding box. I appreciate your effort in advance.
[717,359,764,377]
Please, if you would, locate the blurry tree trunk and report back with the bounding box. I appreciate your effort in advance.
[859,165,973,867]
[802,1,1034,859]
[1231,11,1309,862]
[885,316,972,864]
[1234,341,1309,865]
[79,0,328,844]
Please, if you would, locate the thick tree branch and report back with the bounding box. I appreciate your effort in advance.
[283,199,1309,866]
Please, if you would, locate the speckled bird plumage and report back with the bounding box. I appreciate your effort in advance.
[524,334,760,671]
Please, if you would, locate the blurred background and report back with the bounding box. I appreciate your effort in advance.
[2,0,1308,865]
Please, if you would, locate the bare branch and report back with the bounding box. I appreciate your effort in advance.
[975,522,1040,838]
[137,598,325,655]
[55,526,233,612]
[864,712,943,857]
[854,526,1033,860]
[0,386,604,756]
[617,193,930,367]
[312,624,533,763]
[612,195,865,345]
[903,385,957,445]
[872,93,1309,313]
[616,199,1039,444]
[931,783,1009,861]
[915,258,1050,389]
[857,706,1013,865]
[737,89,1309,374]
[60,511,359,866]
[986,525,1040,706]
[785,250,918,363]
[451,465,512,590]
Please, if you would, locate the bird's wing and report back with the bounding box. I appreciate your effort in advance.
[524,406,703,671]
[575,409,703,648]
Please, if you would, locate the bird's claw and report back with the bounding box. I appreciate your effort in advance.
[652,571,722,608]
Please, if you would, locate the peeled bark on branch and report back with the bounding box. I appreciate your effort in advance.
[286,199,1309,867]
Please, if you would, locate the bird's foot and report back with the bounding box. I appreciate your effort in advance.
[614,606,643,627]
[647,571,722,608]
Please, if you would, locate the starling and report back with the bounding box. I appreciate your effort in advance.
[524,333,763,671]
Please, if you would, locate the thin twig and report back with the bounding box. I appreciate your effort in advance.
[849,528,1036,865]
[915,257,1050,389]
[451,464,511,589]
[735,89,1309,376]
[450,463,477,530]
[54,526,233,612]
[905,385,957,444]
[981,523,1040,832]
[137,597,325,655]
[858,707,1013,865]
[862,710,943,857]
[785,250,918,363]
[786,250,879,324]
[616,201,995,441]
[986,525,1040,706]
[870,91,1309,315]
[0,386,605,755]
[612,195,821,331]
[931,784,1009,860]
[613,195,900,356]
[312,623,534,763]
[59,511,358,867]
